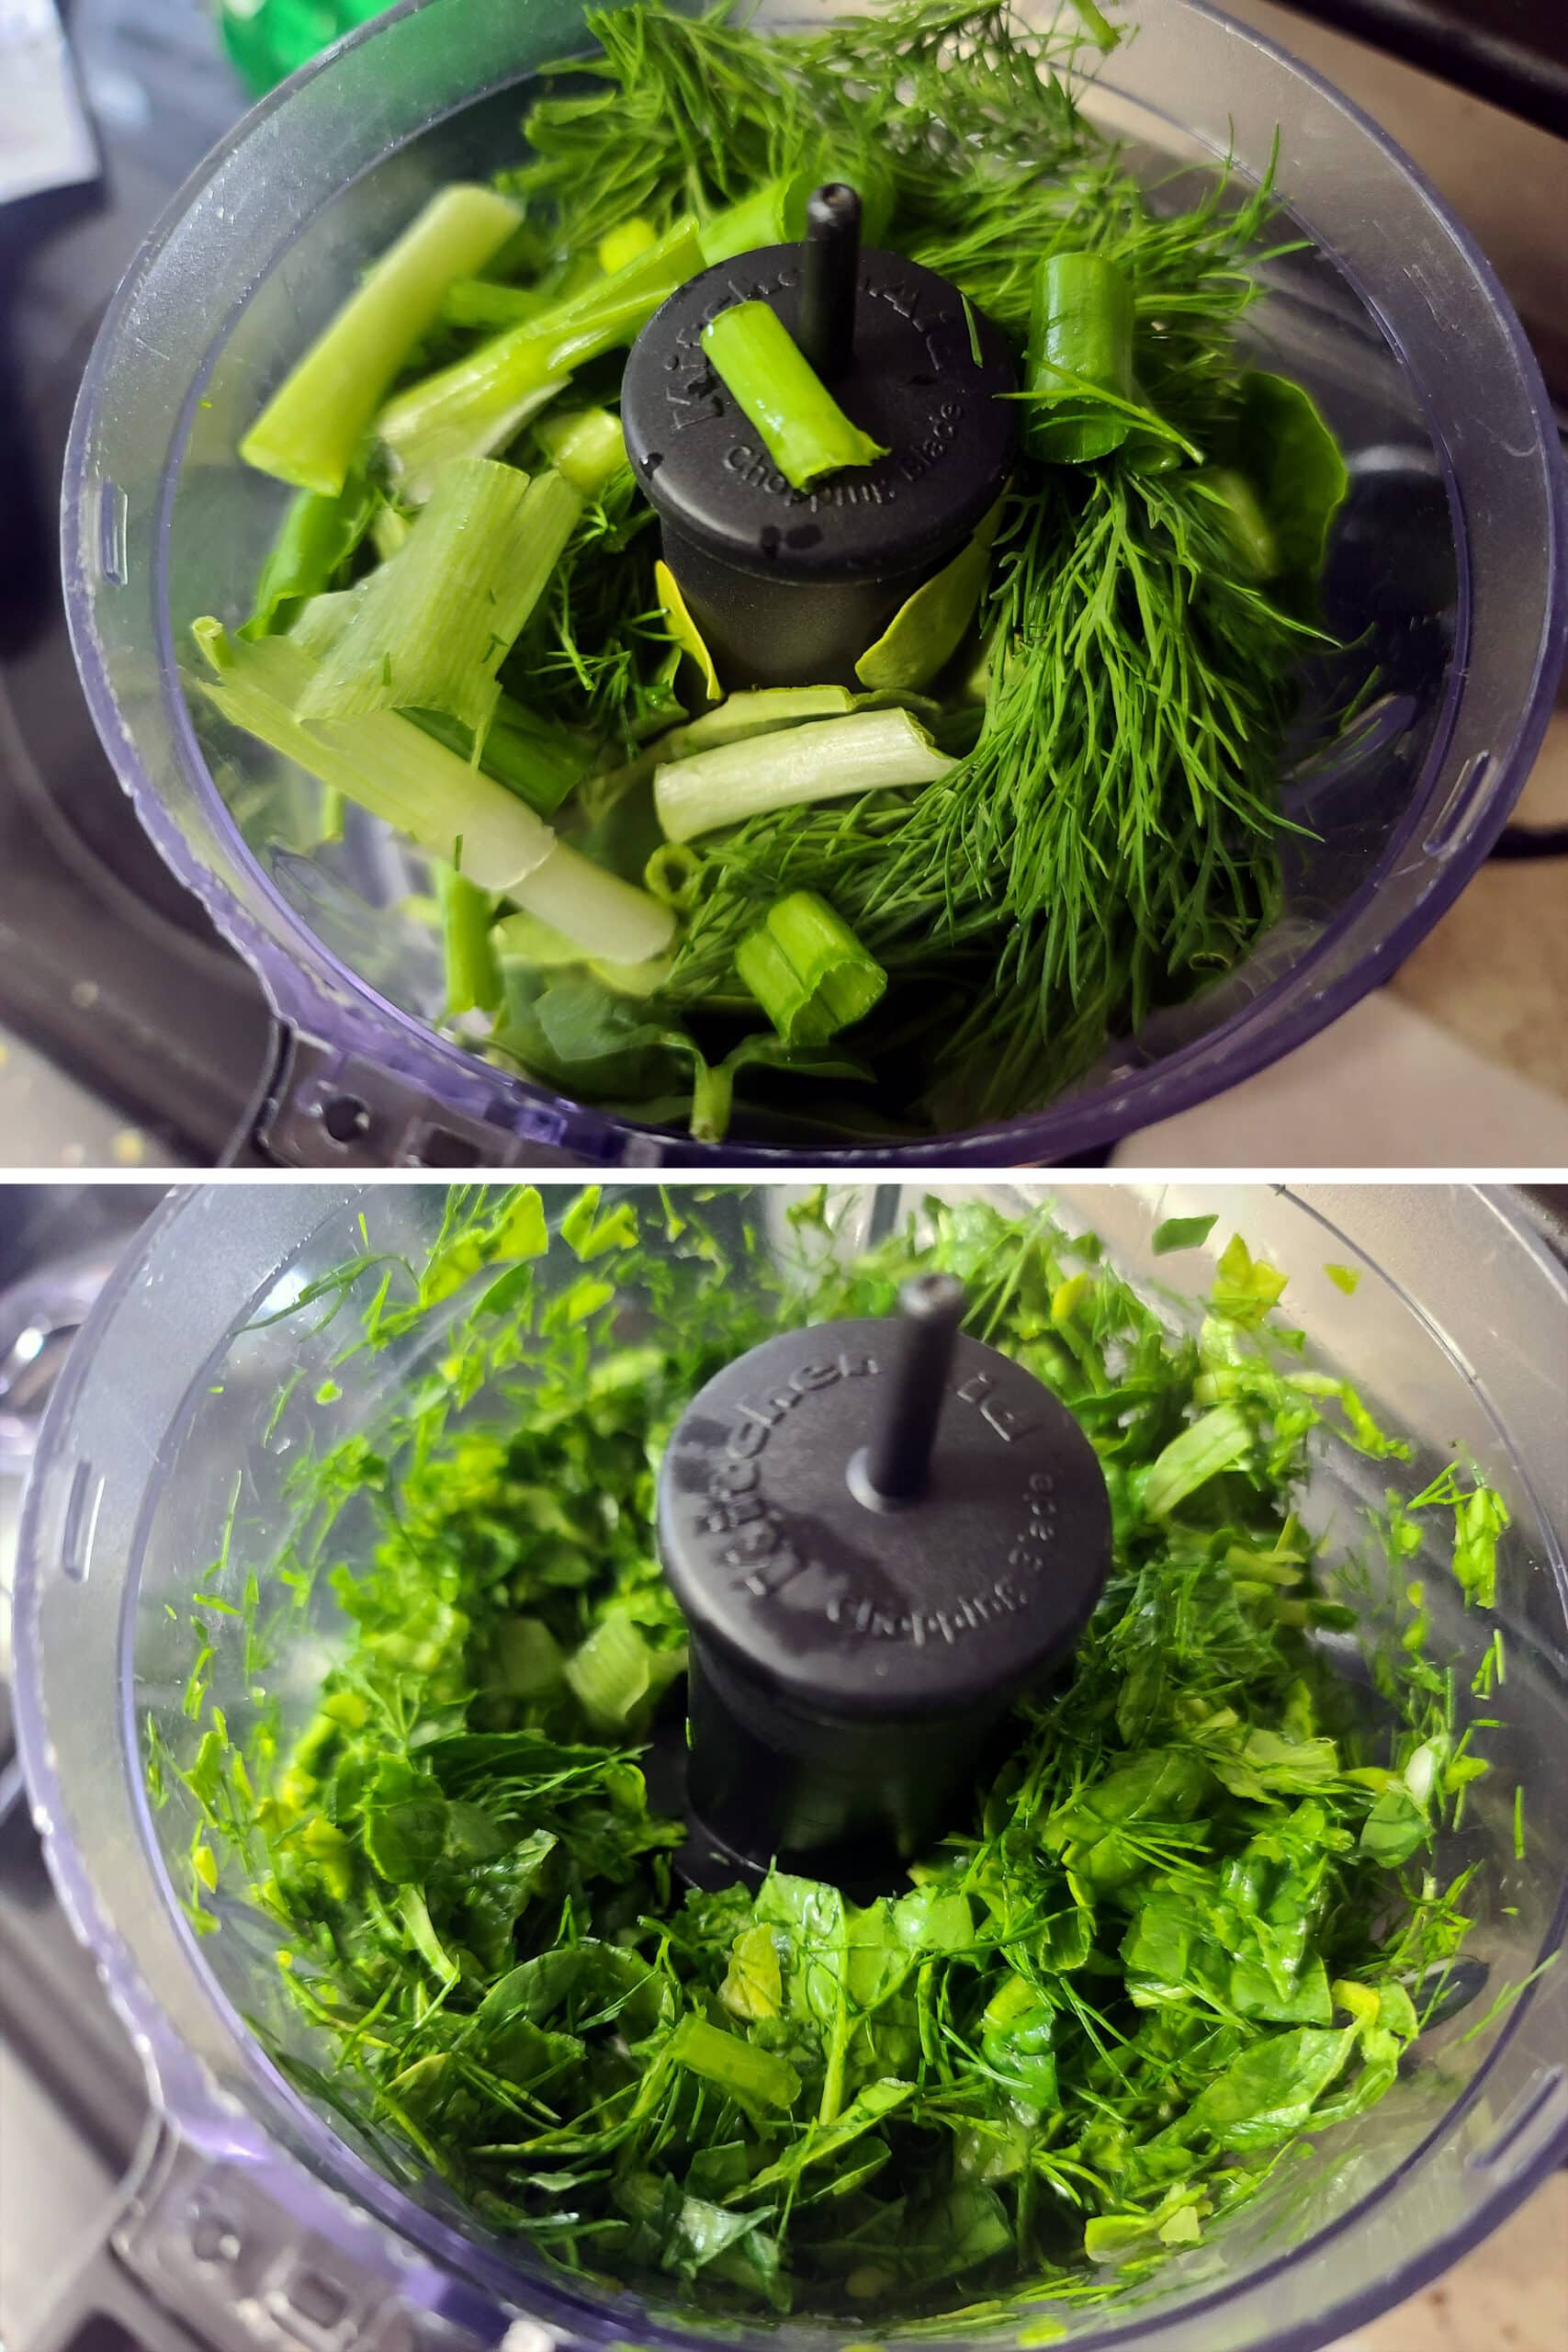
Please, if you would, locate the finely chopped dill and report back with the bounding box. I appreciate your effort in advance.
[152,1189,1529,2323]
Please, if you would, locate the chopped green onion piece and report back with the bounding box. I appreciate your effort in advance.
[491,910,603,968]
[644,842,704,912]
[855,502,1001,692]
[441,278,549,333]
[411,699,593,819]
[509,843,674,967]
[436,864,501,1017]
[658,685,856,762]
[703,164,890,261]
[492,910,673,998]
[197,621,676,962]
[379,218,703,499]
[298,464,581,736]
[1143,1404,1254,1518]
[667,2013,801,2109]
[1024,252,1136,464]
[240,185,522,496]
[533,407,627,496]
[698,174,811,266]
[395,376,568,505]
[191,623,558,893]
[564,1610,672,1727]
[286,584,366,662]
[736,891,886,1045]
[598,216,659,274]
[240,469,376,641]
[399,1883,457,1983]
[654,560,721,704]
[700,302,887,491]
[654,708,953,843]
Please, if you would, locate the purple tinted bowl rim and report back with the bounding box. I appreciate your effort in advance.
[12,1180,1568,2351]
[61,0,1568,1166]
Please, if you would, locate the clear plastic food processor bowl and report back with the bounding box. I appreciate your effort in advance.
[13,1182,1568,2352]
[61,0,1568,1165]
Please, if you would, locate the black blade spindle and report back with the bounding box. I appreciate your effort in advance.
[857,1272,965,1508]
[797,181,862,382]
[658,1272,1113,1891]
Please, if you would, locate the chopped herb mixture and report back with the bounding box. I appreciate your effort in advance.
[196,0,1358,1144]
[156,1190,1516,2322]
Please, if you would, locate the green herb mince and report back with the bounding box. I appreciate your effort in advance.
[153,1189,1516,2324]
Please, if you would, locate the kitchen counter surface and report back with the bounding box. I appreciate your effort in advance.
[1333,2168,1567,2352]
[1218,1,1568,1124]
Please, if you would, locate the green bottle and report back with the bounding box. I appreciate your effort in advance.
[216,0,397,96]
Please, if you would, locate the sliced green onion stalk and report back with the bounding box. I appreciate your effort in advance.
[658,685,855,762]
[393,377,568,506]
[298,464,582,736]
[240,469,376,640]
[436,863,501,1017]
[1024,252,1136,464]
[736,890,886,1044]
[240,185,522,496]
[193,623,558,893]
[700,164,891,265]
[509,844,673,967]
[492,910,672,998]
[667,2013,801,2109]
[644,842,704,912]
[379,218,704,499]
[654,708,953,843]
[655,560,720,704]
[412,700,593,819]
[699,174,811,266]
[441,279,550,333]
[1143,1404,1255,1519]
[564,1610,680,1729]
[284,584,365,662]
[191,622,672,964]
[701,301,887,492]
[533,407,627,497]
[855,501,1002,692]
